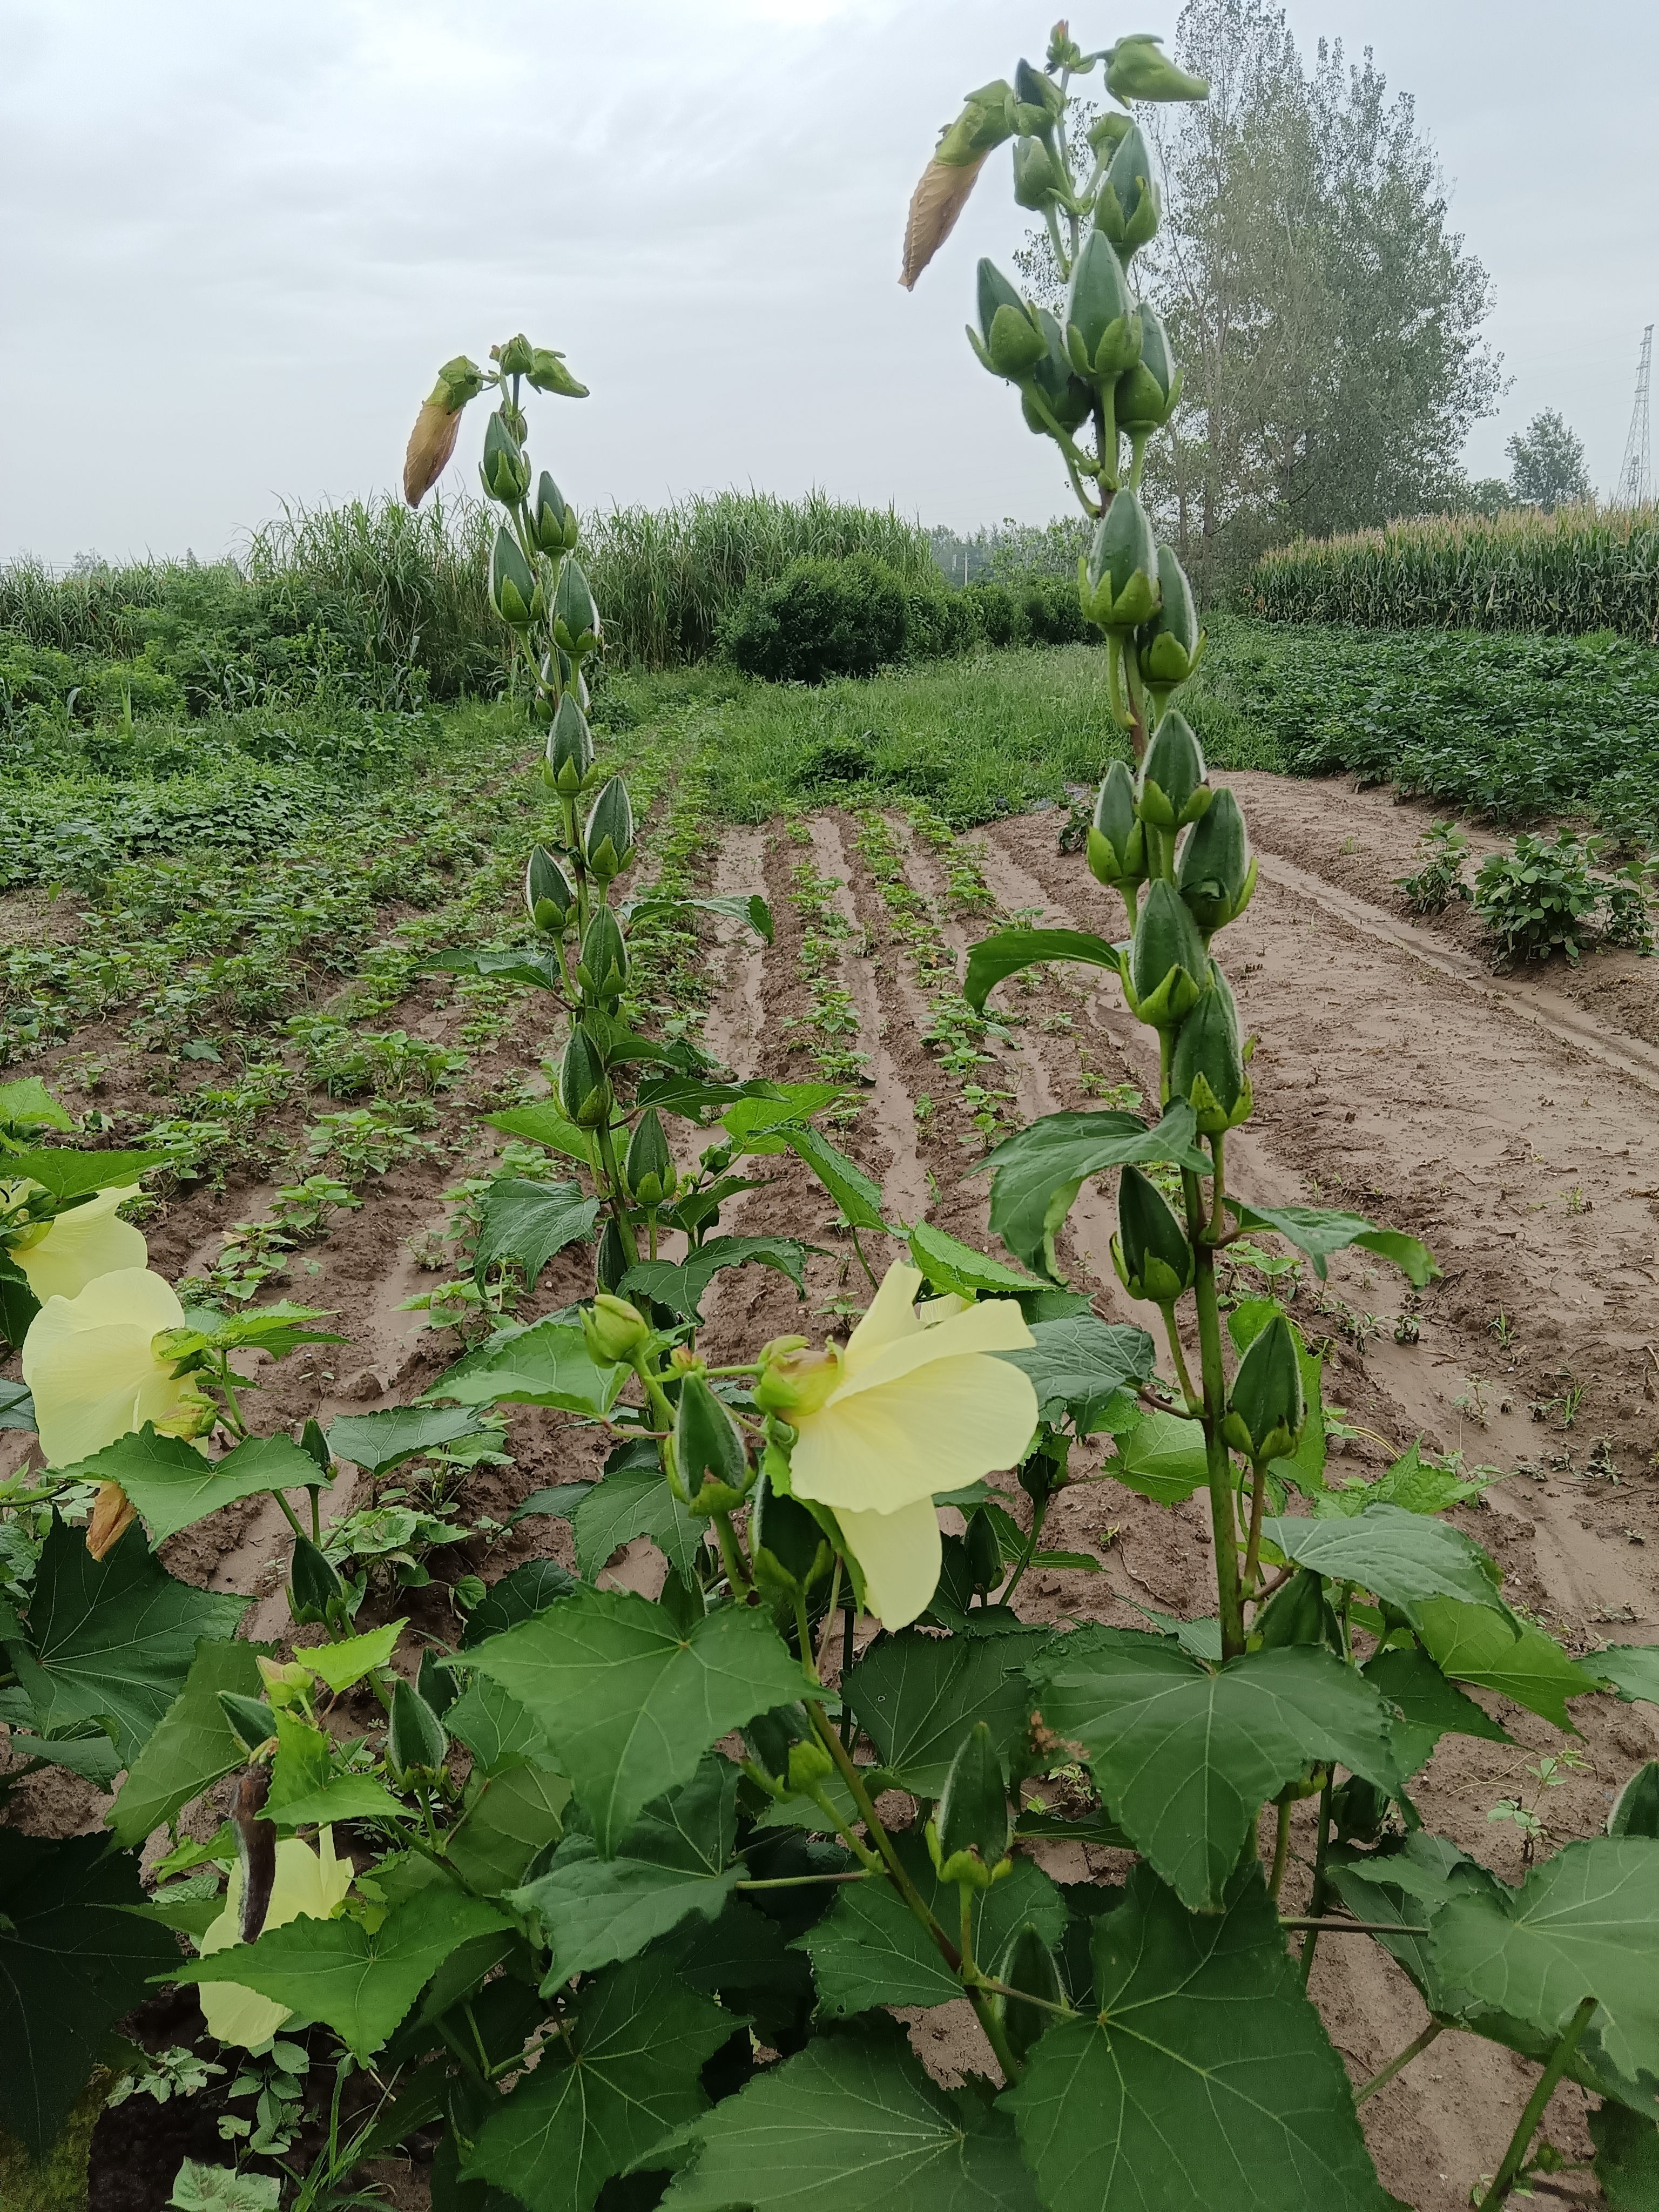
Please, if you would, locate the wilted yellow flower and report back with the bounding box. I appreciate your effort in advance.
[85,1482,138,1562]
[785,1263,1037,1629]
[403,397,463,507]
[197,1830,353,2049]
[8,1183,145,1304]
[21,1266,213,1469]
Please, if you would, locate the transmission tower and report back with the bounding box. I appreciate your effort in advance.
[1616,325,1653,505]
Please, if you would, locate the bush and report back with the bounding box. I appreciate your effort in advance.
[961,582,1021,648]
[1016,574,1091,646]
[719,555,909,684]
[1472,831,1655,963]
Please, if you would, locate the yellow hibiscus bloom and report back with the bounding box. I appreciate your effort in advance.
[197,1830,353,2049]
[7,1183,146,1304]
[21,1265,211,1470]
[782,1262,1037,1630]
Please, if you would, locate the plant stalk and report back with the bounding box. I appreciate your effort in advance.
[1300,1773,1334,1985]
[1355,2020,1445,2107]
[1475,1995,1598,2209]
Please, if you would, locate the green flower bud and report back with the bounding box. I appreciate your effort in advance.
[576,904,629,1003]
[1087,111,1135,160]
[751,1474,832,1599]
[495,333,535,376]
[1012,58,1064,133]
[1137,542,1203,700]
[993,1923,1066,2061]
[489,527,538,630]
[583,777,635,880]
[968,260,1047,381]
[530,470,580,555]
[1177,789,1256,937]
[387,1678,449,1786]
[1223,1313,1306,1464]
[526,346,589,398]
[936,78,1017,165]
[786,1736,836,1793]
[1111,1163,1194,1304]
[1105,35,1210,104]
[525,844,575,935]
[544,692,595,797]
[1085,760,1147,890]
[217,1691,276,1756]
[1124,879,1209,1029]
[595,1216,629,1294]
[1020,308,1095,440]
[480,412,532,505]
[433,354,487,410]
[583,1294,649,1364]
[929,1722,1012,1890]
[675,1372,751,1508]
[1078,492,1161,633]
[743,1702,814,1786]
[553,557,602,658]
[1136,709,1211,830]
[1116,305,1183,434]
[1064,230,1142,383]
[288,1533,349,1628]
[1012,136,1062,211]
[624,1108,676,1207]
[558,1026,613,1128]
[417,1648,460,1719]
[1096,125,1161,257]
[963,1509,1003,1596]
[1169,965,1252,1134]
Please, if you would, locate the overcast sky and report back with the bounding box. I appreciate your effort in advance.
[3,0,1656,567]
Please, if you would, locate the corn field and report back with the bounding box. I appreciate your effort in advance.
[1252,502,1659,641]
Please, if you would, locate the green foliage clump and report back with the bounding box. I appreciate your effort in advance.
[1395,821,1472,915]
[1472,831,1655,965]
[720,556,911,684]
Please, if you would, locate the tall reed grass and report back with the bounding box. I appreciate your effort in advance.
[1253,503,1659,640]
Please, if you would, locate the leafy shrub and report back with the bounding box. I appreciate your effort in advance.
[1016,573,1091,646]
[961,581,1021,648]
[1395,821,1472,914]
[1473,831,1655,963]
[719,555,909,684]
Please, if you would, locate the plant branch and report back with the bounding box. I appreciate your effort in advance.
[1475,1996,1599,2209]
[1355,2019,1446,2106]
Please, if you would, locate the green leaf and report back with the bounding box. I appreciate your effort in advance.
[327,1404,491,1476]
[473,1180,600,1290]
[426,946,563,990]
[447,1676,554,1776]
[12,1514,246,1764]
[907,1222,1039,1301]
[166,2161,281,2211]
[295,1618,405,1693]
[5,1728,123,1786]
[184,1303,342,1360]
[2,1147,167,1201]
[1414,1597,1600,1731]
[109,1637,271,1849]
[1314,1440,1495,1520]
[623,892,774,944]
[1595,1647,1659,1710]
[78,1427,325,1547]
[486,1102,602,1166]
[783,1125,887,1231]
[0,1829,179,2156]
[0,1377,36,1431]
[1030,1627,1408,1911]
[456,1586,807,1854]
[427,1319,626,1417]
[974,1105,1211,1279]
[1007,1863,1393,2212]
[511,1756,741,1985]
[619,1235,817,1323]
[175,1883,509,2059]
[964,926,1125,1016]
[1432,1837,1659,2092]
[1259,1504,1503,1621]
[466,1952,733,2212]
[1000,1313,1156,1432]
[508,1482,596,1528]
[1227,1199,1439,1288]
[842,1627,1052,1796]
[1361,1643,1510,1778]
[268,1775,416,1829]
[1591,2100,1659,2211]
[720,1085,844,1145]
[657,1894,817,2048]
[447,1765,571,1894]
[0,1077,74,1134]
[660,2023,1042,2212]
[461,1560,579,1647]
[574,1463,706,1591]
[1105,1409,1209,1505]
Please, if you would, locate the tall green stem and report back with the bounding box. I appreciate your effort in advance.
[1475,1997,1597,2209]
[594,1117,639,1269]
[1300,1773,1334,1986]
[1185,1169,1244,1660]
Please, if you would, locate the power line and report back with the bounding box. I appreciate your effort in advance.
[1615,324,1653,507]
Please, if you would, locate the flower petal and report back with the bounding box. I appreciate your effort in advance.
[835,1495,942,1630]
[195,1836,349,2049]
[790,1352,1038,1516]
[830,1296,1034,1405]
[842,1262,925,1379]
[21,1266,185,1370]
[14,1188,146,1304]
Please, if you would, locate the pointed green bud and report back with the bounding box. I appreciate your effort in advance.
[526,346,589,398]
[1096,125,1161,256]
[530,470,580,555]
[993,1923,1065,2060]
[1137,542,1203,698]
[558,1026,613,1128]
[675,1372,751,1509]
[1137,709,1211,829]
[785,1736,835,1793]
[495,333,535,376]
[288,1533,349,1628]
[583,777,635,880]
[743,1701,815,1788]
[936,79,1017,165]
[1177,790,1256,936]
[963,1509,1003,1596]
[1125,879,1209,1029]
[595,1216,630,1294]
[1111,1163,1194,1304]
[525,844,575,935]
[1086,760,1147,890]
[929,1722,1012,1889]
[750,1474,831,1600]
[1116,304,1183,434]
[489,527,538,630]
[1087,111,1135,159]
[1169,965,1252,1134]
[1105,35,1210,103]
[299,1416,331,1476]
[1080,492,1161,634]
[218,1692,276,1756]
[417,1647,460,1720]
[1020,307,1095,439]
[1011,58,1064,134]
[1609,1761,1659,1840]
[582,1294,649,1364]
[387,1677,448,1786]
[1224,1313,1306,1464]
[968,260,1047,381]
[1012,137,1062,211]
[544,691,595,797]
[480,413,531,505]
[1064,230,1142,383]
[624,1108,675,1207]
[576,905,629,1002]
[553,557,602,658]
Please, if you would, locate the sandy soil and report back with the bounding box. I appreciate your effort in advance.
[7,769,1657,2210]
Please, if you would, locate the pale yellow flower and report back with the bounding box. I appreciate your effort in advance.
[198,1830,353,2049]
[786,1262,1037,1629]
[8,1183,146,1304]
[21,1266,208,1468]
